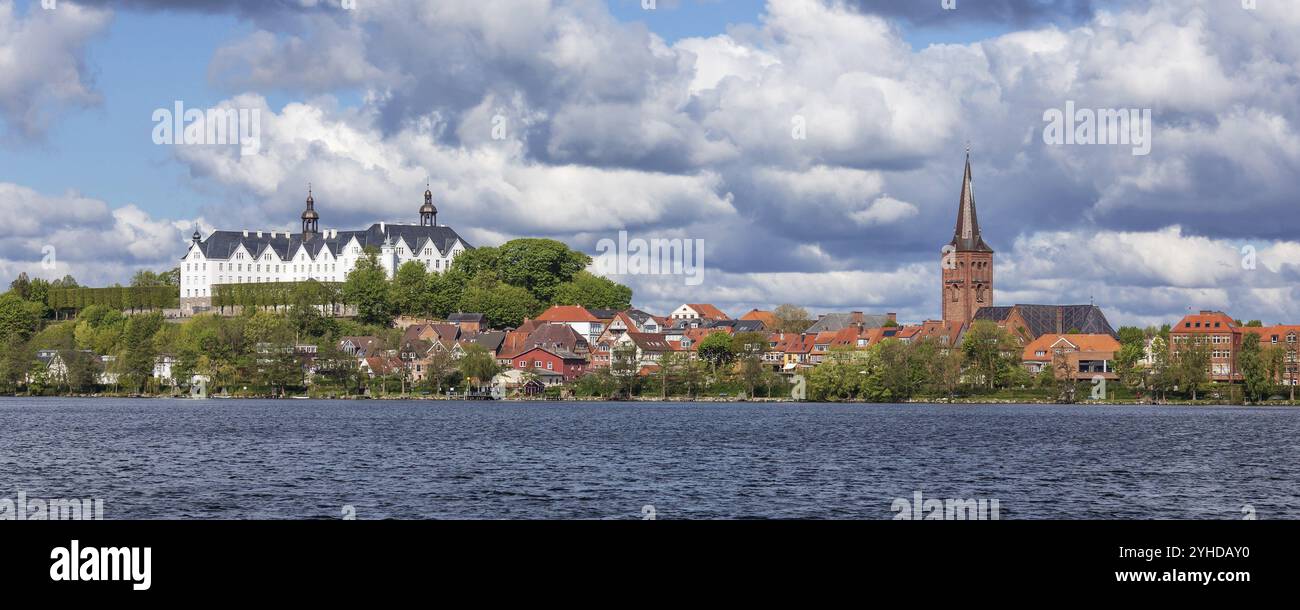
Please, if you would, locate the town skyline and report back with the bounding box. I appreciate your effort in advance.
[3,0,1299,328]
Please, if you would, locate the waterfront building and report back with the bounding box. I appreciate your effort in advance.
[1169,310,1241,382]
[1021,334,1121,380]
[178,187,472,314]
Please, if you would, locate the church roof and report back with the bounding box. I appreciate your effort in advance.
[191,223,471,262]
[950,153,993,253]
[973,304,1116,339]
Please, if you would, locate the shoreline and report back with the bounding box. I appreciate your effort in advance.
[2,393,1296,407]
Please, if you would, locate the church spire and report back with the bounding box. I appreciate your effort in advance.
[950,150,992,253]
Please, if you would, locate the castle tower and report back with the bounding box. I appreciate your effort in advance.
[301,186,319,240]
[941,152,994,325]
[420,185,437,226]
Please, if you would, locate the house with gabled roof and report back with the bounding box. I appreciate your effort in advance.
[804,311,897,334]
[739,309,780,330]
[535,305,606,342]
[1022,334,1121,380]
[669,303,729,321]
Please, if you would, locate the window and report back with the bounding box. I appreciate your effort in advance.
[534,360,543,368]
[547,362,553,370]
[518,360,525,367]
[424,248,433,256]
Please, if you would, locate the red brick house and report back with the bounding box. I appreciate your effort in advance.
[508,346,588,381]
[1169,311,1241,382]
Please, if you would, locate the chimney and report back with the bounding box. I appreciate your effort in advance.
[1056,308,1063,335]
[887,313,897,323]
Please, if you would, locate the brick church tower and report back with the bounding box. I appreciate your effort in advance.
[941,152,994,325]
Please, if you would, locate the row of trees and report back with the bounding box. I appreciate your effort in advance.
[47,286,179,314]
[211,280,344,312]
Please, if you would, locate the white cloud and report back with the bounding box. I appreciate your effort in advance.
[0,182,192,286]
[0,1,111,139]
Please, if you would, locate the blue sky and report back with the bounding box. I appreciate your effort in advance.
[2,0,1299,327]
[3,0,1012,222]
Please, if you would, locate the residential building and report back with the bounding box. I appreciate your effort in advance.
[669,303,729,321]
[804,311,896,334]
[1169,311,1241,382]
[1021,334,1121,380]
[535,305,606,343]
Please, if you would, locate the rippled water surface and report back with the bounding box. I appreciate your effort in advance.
[2,398,1297,519]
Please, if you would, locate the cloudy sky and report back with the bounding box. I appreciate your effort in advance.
[1,0,1298,327]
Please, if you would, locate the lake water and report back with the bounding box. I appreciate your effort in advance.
[2,398,1297,519]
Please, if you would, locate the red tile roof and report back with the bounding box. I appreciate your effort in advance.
[1171,311,1238,334]
[536,305,599,322]
[686,303,730,320]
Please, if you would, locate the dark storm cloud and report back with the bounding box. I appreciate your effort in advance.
[845,0,1103,27]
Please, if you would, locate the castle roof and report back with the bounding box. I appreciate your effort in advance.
[190,223,471,262]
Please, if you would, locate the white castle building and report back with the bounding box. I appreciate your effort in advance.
[179,187,471,312]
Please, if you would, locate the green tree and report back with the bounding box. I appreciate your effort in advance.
[806,347,868,401]
[451,238,589,303]
[1117,326,1146,348]
[458,343,500,392]
[551,271,632,310]
[1239,333,1269,402]
[63,350,102,393]
[961,321,1020,390]
[876,339,925,401]
[696,332,736,375]
[343,249,395,327]
[0,336,33,392]
[457,276,542,329]
[609,343,641,398]
[732,332,770,398]
[1114,342,1147,394]
[575,368,617,399]
[423,269,464,318]
[1175,339,1211,400]
[773,304,811,333]
[917,338,963,401]
[390,261,432,317]
[121,313,164,392]
[0,292,44,345]
[421,348,457,395]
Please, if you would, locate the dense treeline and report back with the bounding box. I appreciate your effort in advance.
[47,286,179,313]
[345,238,633,328]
